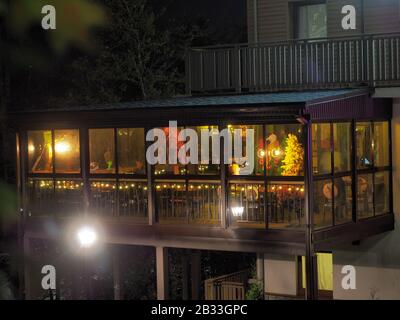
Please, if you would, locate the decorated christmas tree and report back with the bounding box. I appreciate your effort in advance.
[281,134,304,176]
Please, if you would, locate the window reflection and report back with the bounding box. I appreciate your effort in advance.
[186,126,220,175]
[156,181,187,222]
[333,123,351,173]
[117,128,146,175]
[27,178,54,216]
[314,179,333,228]
[188,182,221,225]
[267,182,304,229]
[265,124,304,176]
[54,130,80,173]
[228,183,265,228]
[154,127,186,175]
[374,171,390,215]
[334,176,352,224]
[356,122,373,169]
[90,180,117,216]
[357,174,374,219]
[118,180,148,220]
[28,130,53,173]
[312,123,331,175]
[89,129,115,174]
[54,179,83,216]
[373,122,389,167]
[228,125,263,176]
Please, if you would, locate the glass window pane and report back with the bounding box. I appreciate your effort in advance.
[373,122,389,167]
[267,182,305,229]
[118,180,148,221]
[356,122,373,169]
[188,181,221,225]
[265,124,304,176]
[55,179,84,216]
[314,179,333,229]
[333,123,351,173]
[229,125,264,176]
[156,181,187,223]
[228,183,265,228]
[312,123,331,175]
[54,130,80,173]
[186,126,220,175]
[27,178,54,216]
[90,180,117,216]
[89,129,115,174]
[297,4,327,39]
[334,176,352,224]
[154,127,186,176]
[374,171,390,215]
[28,130,53,173]
[357,174,374,219]
[117,128,146,175]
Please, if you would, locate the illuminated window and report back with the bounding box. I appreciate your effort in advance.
[301,253,333,294]
[374,171,390,215]
[89,129,115,174]
[28,130,53,173]
[117,128,146,175]
[228,183,265,228]
[54,130,80,173]
[267,182,305,229]
[265,124,304,176]
[186,126,220,175]
[228,125,263,176]
[313,179,333,228]
[333,123,351,173]
[188,182,221,225]
[312,123,331,175]
[118,180,148,220]
[357,174,374,219]
[373,122,389,167]
[154,127,186,176]
[90,180,117,216]
[334,176,352,224]
[356,122,373,169]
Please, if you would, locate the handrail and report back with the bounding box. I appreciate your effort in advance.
[186,33,400,94]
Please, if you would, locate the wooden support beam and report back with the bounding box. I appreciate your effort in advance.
[113,246,123,300]
[190,250,201,300]
[156,246,169,300]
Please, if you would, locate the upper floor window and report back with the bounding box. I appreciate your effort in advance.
[117,128,146,175]
[295,3,327,39]
[28,129,81,174]
[89,129,115,174]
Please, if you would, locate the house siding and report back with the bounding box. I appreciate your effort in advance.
[248,0,400,43]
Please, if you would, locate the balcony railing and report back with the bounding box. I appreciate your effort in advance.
[186,33,400,94]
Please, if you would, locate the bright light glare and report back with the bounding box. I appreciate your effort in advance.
[76,226,97,248]
[55,141,71,154]
[231,206,244,217]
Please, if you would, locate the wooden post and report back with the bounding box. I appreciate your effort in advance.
[113,246,123,300]
[23,236,31,300]
[182,253,190,300]
[304,119,318,300]
[191,250,201,300]
[156,247,169,300]
[256,253,264,293]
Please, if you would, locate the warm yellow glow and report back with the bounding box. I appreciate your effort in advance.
[271,148,282,158]
[55,141,71,154]
[28,144,35,153]
[257,148,266,158]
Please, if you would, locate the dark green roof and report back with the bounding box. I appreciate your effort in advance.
[15,89,367,113]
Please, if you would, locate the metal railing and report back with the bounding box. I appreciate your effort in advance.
[204,270,249,300]
[186,33,400,94]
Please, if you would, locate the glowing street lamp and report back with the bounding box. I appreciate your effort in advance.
[76,226,97,249]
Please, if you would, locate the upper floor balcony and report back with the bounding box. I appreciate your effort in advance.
[185,33,400,95]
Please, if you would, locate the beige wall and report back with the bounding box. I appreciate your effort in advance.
[248,0,400,43]
[333,98,400,300]
[264,254,298,296]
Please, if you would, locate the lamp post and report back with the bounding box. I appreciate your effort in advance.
[76,226,98,300]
